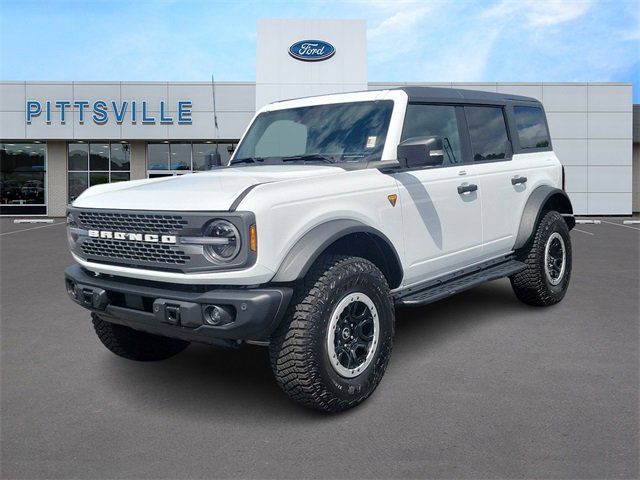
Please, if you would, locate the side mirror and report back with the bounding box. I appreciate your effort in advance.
[397,136,444,169]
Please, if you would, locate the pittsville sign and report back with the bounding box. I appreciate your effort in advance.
[25,99,193,125]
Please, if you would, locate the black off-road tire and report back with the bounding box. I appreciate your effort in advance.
[92,314,190,361]
[510,210,572,306]
[269,254,395,412]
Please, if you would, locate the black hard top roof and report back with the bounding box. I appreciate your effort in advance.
[391,86,541,105]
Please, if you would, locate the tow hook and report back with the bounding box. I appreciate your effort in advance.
[65,279,108,310]
[152,299,202,328]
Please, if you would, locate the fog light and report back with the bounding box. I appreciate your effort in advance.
[203,305,235,326]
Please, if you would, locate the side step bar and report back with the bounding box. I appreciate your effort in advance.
[394,259,526,308]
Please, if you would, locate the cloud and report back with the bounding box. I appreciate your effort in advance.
[426,0,595,82]
[365,1,508,82]
[483,0,595,27]
[432,28,503,81]
[368,5,432,39]
[365,1,434,65]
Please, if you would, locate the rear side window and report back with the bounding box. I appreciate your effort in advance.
[514,106,551,149]
[401,104,462,165]
[465,106,510,161]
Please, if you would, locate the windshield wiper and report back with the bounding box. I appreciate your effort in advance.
[231,154,336,165]
[281,154,335,164]
[229,157,265,165]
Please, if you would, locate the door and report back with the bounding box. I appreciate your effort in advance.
[394,104,483,287]
[464,105,520,257]
[465,105,545,258]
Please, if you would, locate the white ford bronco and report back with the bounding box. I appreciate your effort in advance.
[65,87,575,412]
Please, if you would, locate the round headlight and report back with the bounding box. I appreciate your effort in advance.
[203,220,241,262]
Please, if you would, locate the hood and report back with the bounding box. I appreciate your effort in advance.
[72,165,344,211]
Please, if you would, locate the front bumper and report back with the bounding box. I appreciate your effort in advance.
[64,264,292,345]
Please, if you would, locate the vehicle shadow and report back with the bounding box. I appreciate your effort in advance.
[102,280,522,420]
[393,280,522,359]
[393,172,443,248]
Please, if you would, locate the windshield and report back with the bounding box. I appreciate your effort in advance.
[231,100,393,165]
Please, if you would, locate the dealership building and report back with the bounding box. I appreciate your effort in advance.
[0,19,637,217]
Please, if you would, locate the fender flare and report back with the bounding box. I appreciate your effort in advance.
[514,186,574,250]
[272,219,403,285]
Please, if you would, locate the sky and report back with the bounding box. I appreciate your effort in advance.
[1,0,639,101]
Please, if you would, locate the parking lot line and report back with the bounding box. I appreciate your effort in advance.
[573,228,595,236]
[13,219,55,224]
[0,221,65,236]
[600,220,640,231]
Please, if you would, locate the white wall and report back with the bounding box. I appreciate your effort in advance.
[371,82,634,215]
[0,80,634,216]
[255,19,367,109]
[45,141,67,217]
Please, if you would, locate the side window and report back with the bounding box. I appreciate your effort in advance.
[514,106,550,149]
[465,106,510,162]
[401,104,462,165]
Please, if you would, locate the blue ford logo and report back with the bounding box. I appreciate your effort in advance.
[289,40,336,62]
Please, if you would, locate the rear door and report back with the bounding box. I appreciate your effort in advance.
[394,103,484,287]
[464,105,523,257]
[470,104,554,258]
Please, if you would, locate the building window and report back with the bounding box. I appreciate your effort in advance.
[68,142,130,202]
[147,142,237,177]
[170,143,192,171]
[0,142,47,215]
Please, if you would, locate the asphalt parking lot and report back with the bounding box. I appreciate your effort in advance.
[1,217,638,479]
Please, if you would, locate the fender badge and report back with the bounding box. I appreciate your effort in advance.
[387,194,397,207]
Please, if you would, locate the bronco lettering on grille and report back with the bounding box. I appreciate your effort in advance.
[87,230,177,244]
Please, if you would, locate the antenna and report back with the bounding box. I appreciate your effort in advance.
[210,74,222,168]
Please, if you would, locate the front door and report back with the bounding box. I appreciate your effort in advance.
[394,103,483,287]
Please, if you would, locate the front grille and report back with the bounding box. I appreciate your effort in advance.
[70,208,255,273]
[77,211,188,234]
[81,239,191,265]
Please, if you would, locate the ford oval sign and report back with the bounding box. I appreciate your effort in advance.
[289,40,335,62]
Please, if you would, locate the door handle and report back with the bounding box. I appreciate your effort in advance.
[511,176,527,185]
[457,183,478,194]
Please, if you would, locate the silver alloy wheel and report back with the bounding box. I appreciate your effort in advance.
[326,292,379,378]
[544,232,566,285]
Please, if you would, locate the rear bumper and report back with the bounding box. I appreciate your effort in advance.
[64,264,292,345]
